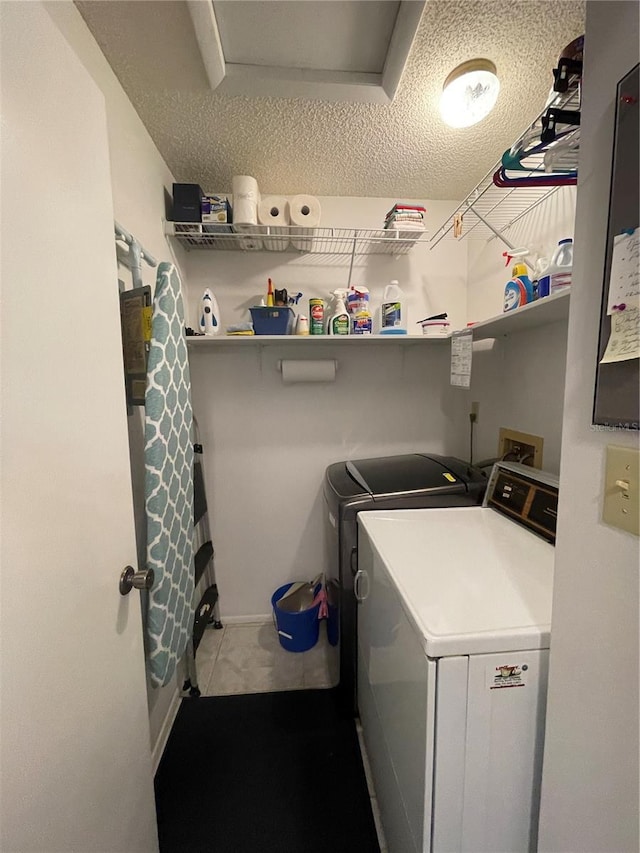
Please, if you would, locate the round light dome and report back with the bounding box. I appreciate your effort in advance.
[440,59,500,129]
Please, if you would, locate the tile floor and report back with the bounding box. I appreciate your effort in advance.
[192,621,388,852]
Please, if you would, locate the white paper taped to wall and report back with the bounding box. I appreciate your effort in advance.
[606,228,639,314]
[280,359,336,384]
[451,330,472,387]
[600,305,640,363]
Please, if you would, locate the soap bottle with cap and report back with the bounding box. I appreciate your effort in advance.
[326,289,350,335]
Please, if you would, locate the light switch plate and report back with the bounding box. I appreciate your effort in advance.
[603,445,640,536]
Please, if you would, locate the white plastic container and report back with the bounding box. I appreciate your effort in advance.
[382,280,405,330]
[420,320,450,337]
[199,288,221,335]
[538,239,573,298]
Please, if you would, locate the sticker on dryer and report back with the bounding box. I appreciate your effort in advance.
[487,662,528,689]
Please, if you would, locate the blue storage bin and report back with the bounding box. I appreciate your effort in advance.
[271,583,321,652]
[250,307,294,335]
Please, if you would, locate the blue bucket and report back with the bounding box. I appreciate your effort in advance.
[271,583,321,652]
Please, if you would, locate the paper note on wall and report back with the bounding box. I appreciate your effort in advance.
[600,305,640,363]
[451,330,473,387]
[606,228,639,314]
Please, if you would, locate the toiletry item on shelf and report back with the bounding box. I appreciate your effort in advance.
[266,278,275,307]
[381,280,405,331]
[537,239,573,298]
[199,288,221,335]
[258,195,290,251]
[347,285,370,316]
[295,315,310,336]
[326,290,350,335]
[418,313,450,336]
[309,298,325,335]
[232,175,261,249]
[503,263,534,312]
[274,288,288,306]
[290,195,321,251]
[201,194,232,233]
[352,308,373,335]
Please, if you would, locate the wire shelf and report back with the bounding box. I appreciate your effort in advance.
[430,85,581,250]
[166,223,429,255]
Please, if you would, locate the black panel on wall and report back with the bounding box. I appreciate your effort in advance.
[593,63,639,429]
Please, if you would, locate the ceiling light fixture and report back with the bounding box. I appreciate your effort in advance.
[440,58,500,129]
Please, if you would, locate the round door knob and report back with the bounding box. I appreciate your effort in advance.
[119,566,154,596]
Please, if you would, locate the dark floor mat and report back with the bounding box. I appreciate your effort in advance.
[154,688,381,853]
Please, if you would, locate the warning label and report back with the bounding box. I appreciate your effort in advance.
[487,663,528,690]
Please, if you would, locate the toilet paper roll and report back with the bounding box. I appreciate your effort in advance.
[258,196,290,251]
[280,359,336,384]
[289,195,321,251]
[232,175,262,250]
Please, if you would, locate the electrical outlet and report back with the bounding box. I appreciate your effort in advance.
[603,445,639,536]
[498,428,544,469]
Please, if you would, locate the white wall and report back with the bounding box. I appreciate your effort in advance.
[182,198,467,333]
[184,198,469,617]
[46,2,184,755]
[448,322,568,474]
[538,4,640,852]
[467,185,576,323]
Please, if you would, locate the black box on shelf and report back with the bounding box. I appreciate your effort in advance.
[172,183,204,222]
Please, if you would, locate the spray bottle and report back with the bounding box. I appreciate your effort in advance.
[199,288,221,335]
[502,250,534,312]
[326,289,350,335]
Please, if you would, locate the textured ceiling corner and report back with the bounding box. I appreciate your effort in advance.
[76,0,586,199]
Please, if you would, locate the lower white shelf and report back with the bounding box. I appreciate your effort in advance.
[469,289,571,341]
[185,334,449,347]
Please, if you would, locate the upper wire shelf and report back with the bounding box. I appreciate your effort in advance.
[166,223,429,256]
[430,84,581,250]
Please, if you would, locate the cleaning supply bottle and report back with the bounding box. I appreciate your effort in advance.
[381,280,406,332]
[199,288,221,335]
[326,290,350,335]
[266,277,275,307]
[537,239,573,298]
[351,306,373,335]
[503,263,534,312]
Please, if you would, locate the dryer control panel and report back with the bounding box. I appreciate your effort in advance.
[484,462,559,543]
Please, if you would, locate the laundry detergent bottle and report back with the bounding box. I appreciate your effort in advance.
[381,280,405,332]
[199,288,221,335]
[503,263,534,312]
[537,238,573,298]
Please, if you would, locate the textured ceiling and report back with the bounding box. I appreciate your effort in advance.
[76,0,585,200]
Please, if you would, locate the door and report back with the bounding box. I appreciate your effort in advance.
[0,3,158,851]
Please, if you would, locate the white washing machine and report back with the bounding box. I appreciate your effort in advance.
[356,462,558,853]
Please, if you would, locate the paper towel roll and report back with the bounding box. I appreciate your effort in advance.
[232,175,262,250]
[258,196,290,251]
[289,195,321,251]
[280,359,336,384]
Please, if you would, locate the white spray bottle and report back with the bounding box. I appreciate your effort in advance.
[199,288,221,336]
